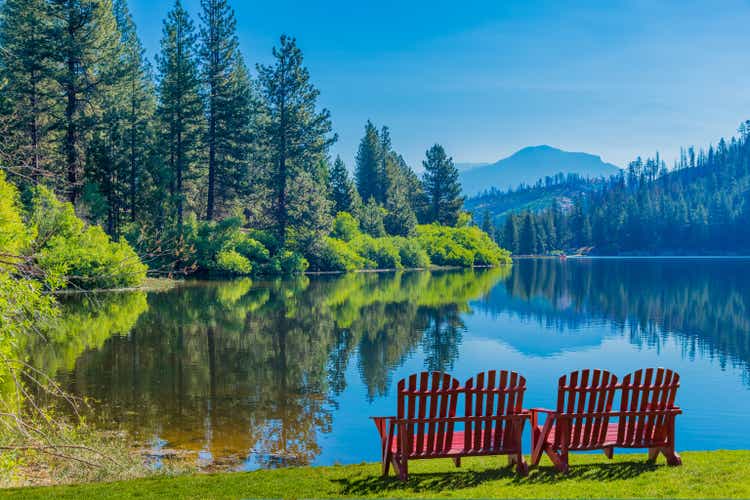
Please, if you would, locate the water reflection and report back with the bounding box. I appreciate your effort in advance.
[40,260,750,468]
[49,268,508,468]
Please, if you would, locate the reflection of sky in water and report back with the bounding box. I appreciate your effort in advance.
[317,306,750,465]
[54,261,750,468]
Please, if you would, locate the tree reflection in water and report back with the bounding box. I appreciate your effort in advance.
[46,268,509,468]
[40,259,750,469]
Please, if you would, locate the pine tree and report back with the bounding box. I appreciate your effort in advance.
[199,0,243,220]
[214,54,257,215]
[287,169,333,257]
[114,0,155,223]
[355,120,381,203]
[378,125,392,202]
[329,155,356,213]
[384,179,417,237]
[519,212,538,255]
[422,144,464,226]
[47,0,124,204]
[397,156,428,222]
[156,0,205,225]
[502,214,520,255]
[357,196,386,237]
[256,35,335,248]
[480,209,495,240]
[0,0,57,184]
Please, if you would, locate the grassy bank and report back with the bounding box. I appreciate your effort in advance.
[3,451,750,499]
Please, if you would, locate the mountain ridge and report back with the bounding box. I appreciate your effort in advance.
[459,145,620,196]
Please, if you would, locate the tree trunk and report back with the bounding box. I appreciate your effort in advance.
[129,80,137,222]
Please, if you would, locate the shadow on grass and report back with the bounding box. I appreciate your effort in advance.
[335,460,660,495]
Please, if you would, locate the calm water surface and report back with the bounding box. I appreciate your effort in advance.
[40,259,750,469]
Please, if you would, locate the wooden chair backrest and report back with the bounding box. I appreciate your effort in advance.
[555,369,618,449]
[463,370,526,452]
[396,371,461,456]
[617,368,680,446]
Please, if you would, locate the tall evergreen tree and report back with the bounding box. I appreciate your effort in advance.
[156,0,205,225]
[214,54,257,215]
[480,209,495,240]
[114,0,155,223]
[256,35,335,248]
[519,212,538,255]
[422,144,464,226]
[199,0,242,220]
[502,214,520,255]
[47,0,124,204]
[329,155,357,214]
[384,179,417,237]
[355,120,381,204]
[357,196,386,237]
[378,125,393,202]
[0,0,56,183]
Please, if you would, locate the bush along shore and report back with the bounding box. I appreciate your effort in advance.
[4,451,750,499]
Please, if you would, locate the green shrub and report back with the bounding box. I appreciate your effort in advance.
[416,224,510,267]
[351,235,402,269]
[245,229,280,255]
[317,237,367,271]
[331,212,360,242]
[277,250,309,275]
[29,187,147,289]
[236,235,271,263]
[0,171,28,261]
[393,237,431,268]
[215,249,253,275]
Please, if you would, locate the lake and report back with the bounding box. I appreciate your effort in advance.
[40,258,750,470]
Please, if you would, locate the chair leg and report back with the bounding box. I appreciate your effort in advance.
[544,448,569,474]
[603,446,614,459]
[647,447,660,462]
[663,447,682,466]
[398,457,409,481]
[452,457,461,468]
[514,454,529,476]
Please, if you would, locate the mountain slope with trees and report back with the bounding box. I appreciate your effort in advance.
[499,126,750,255]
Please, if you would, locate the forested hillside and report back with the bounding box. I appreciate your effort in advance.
[466,173,603,228]
[0,0,505,279]
[500,126,750,255]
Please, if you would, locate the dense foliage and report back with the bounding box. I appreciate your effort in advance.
[314,213,509,272]
[0,0,501,276]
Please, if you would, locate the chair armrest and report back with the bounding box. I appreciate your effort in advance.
[530,408,558,428]
[370,416,396,440]
[530,407,557,414]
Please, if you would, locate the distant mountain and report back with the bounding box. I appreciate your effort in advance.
[459,145,620,196]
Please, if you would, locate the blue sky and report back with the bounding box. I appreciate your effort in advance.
[129,0,750,170]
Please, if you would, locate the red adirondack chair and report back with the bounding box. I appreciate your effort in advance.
[530,368,682,473]
[618,368,682,466]
[463,370,529,475]
[372,370,529,481]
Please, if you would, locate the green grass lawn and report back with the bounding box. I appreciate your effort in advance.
[3,451,750,499]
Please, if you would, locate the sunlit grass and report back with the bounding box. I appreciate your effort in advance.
[4,450,750,499]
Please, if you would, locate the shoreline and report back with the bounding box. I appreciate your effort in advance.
[50,264,508,294]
